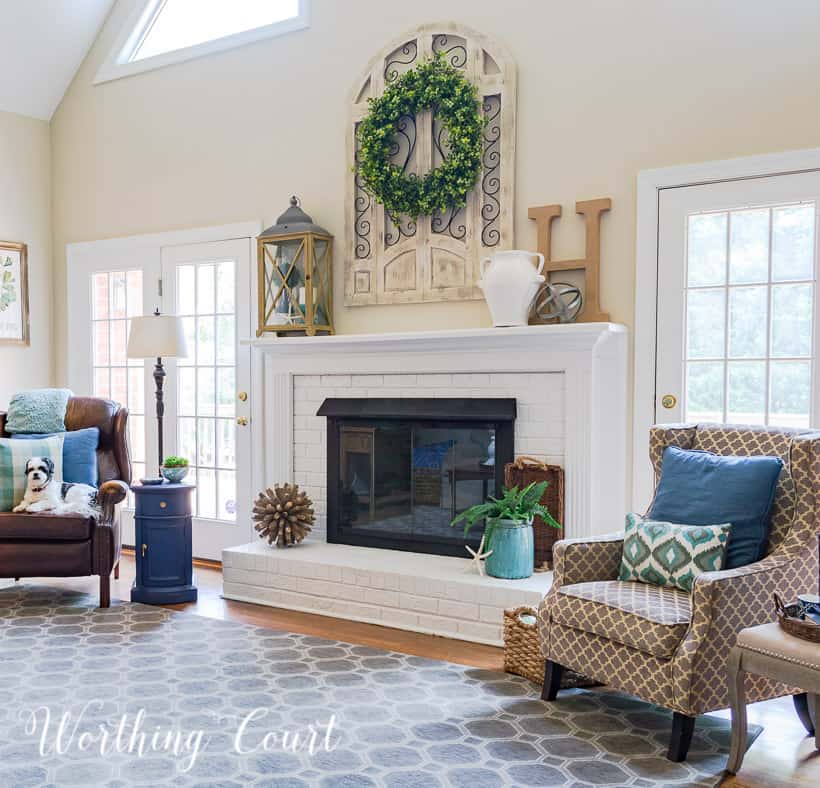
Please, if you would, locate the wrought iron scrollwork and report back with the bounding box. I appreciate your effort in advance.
[384,113,418,247]
[481,94,502,247]
[353,135,371,259]
[432,34,467,69]
[384,41,418,83]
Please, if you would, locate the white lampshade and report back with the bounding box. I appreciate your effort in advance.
[127,314,188,359]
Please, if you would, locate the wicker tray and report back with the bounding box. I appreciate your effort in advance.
[504,457,564,571]
[775,593,820,643]
[503,606,599,688]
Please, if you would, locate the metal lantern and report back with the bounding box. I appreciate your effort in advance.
[257,196,333,336]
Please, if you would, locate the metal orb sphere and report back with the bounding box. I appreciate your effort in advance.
[533,282,583,323]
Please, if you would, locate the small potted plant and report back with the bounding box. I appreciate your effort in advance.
[451,482,560,579]
[161,456,190,483]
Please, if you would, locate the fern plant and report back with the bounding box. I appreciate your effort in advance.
[450,481,561,542]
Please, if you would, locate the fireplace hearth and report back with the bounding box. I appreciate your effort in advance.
[318,398,515,557]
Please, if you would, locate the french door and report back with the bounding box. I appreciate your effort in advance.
[161,239,253,560]
[656,171,820,429]
[67,228,256,561]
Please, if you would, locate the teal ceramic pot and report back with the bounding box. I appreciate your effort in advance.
[161,466,189,483]
[484,517,535,579]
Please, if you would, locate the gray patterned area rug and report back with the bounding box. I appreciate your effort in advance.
[0,586,758,788]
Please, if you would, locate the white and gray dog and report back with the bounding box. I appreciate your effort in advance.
[13,456,98,516]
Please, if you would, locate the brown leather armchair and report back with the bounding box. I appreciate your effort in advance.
[0,396,131,607]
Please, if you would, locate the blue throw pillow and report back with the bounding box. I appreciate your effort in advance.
[648,446,783,569]
[15,427,99,487]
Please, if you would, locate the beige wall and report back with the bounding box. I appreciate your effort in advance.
[0,111,52,406]
[50,0,820,385]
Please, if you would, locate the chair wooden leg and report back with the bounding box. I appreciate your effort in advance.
[113,562,120,580]
[99,574,111,609]
[667,713,695,762]
[726,648,747,774]
[793,692,816,736]
[541,660,564,701]
[14,577,19,581]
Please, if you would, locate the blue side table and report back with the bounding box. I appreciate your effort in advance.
[131,482,197,605]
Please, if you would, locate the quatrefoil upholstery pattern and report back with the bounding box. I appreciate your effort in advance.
[538,424,820,716]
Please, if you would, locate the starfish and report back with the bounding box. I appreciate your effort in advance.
[466,535,493,576]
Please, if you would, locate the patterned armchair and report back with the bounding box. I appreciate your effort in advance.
[537,424,820,761]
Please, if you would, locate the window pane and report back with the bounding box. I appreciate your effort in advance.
[94,368,110,398]
[197,263,215,314]
[126,270,143,317]
[218,470,237,521]
[93,322,109,366]
[687,289,725,359]
[216,419,235,468]
[197,419,215,467]
[197,367,215,416]
[771,284,812,358]
[111,368,128,407]
[197,316,215,366]
[727,362,766,424]
[179,417,197,461]
[216,261,235,313]
[216,315,235,365]
[686,362,724,422]
[128,367,144,414]
[93,273,109,320]
[110,271,127,318]
[770,361,811,428]
[728,286,767,358]
[179,317,196,365]
[178,265,196,316]
[178,367,197,416]
[688,213,727,287]
[129,414,145,465]
[729,209,769,284]
[216,368,235,417]
[110,320,127,365]
[197,467,216,519]
[772,204,815,282]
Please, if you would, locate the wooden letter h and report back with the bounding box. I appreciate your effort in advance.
[528,198,611,322]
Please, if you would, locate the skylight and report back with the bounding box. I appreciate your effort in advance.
[94,0,309,83]
[132,0,301,61]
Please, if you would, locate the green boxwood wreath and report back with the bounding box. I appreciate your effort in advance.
[356,54,484,221]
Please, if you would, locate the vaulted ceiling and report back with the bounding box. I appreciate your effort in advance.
[0,0,115,120]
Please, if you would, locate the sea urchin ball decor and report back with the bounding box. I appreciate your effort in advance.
[356,54,484,221]
[253,483,315,547]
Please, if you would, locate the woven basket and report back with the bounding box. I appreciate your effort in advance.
[503,606,599,688]
[775,593,820,643]
[504,457,564,570]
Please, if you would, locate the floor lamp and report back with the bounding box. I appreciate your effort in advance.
[127,309,188,480]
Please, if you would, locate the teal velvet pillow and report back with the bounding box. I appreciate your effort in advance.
[619,513,731,593]
[5,389,72,434]
[14,428,99,486]
[0,435,64,511]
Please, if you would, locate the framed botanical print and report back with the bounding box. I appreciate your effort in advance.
[0,242,29,345]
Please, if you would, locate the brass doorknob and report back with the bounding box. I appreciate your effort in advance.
[238,391,248,402]
[236,417,249,426]
[661,394,677,409]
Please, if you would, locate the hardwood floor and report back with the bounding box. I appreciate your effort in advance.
[19,553,820,787]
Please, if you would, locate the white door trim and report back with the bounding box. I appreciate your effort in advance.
[633,147,820,510]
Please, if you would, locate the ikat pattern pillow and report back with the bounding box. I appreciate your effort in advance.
[619,512,731,593]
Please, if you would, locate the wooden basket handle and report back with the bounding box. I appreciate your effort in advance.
[774,592,787,617]
[512,456,549,471]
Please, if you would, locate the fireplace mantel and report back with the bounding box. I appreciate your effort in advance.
[244,323,628,541]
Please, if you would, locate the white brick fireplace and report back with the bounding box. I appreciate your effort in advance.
[223,323,628,644]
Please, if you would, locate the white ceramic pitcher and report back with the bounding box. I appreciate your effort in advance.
[478,250,545,327]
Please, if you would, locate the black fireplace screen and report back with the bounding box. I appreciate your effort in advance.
[318,398,515,557]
